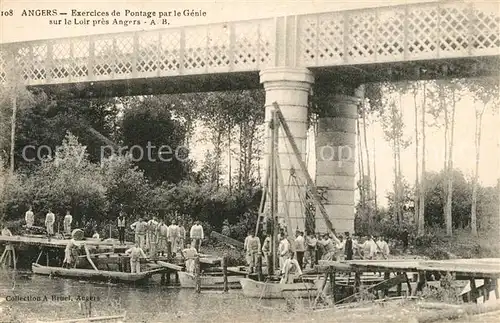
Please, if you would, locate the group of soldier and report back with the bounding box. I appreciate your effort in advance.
[21,206,207,274]
[126,214,205,256]
[244,228,391,284]
[24,206,75,238]
[124,214,204,274]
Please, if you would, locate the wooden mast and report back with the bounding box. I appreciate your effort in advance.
[269,109,279,276]
[273,102,338,236]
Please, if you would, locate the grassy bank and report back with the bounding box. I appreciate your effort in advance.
[411,228,500,260]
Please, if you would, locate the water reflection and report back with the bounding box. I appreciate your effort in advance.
[0,270,288,322]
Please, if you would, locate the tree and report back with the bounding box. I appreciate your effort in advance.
[0,84,36,174]
[418,83,428,236]
[443,81,461,236]
[427,79,462,236]
[411,82,420,224]
[467,78,499,235]
[380,95,411,224]
[120,96,191,184]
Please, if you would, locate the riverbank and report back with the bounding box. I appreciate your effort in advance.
[411,229,500,260]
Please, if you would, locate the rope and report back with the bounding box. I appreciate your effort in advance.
[282,139,310,233]
[290,170,316,232]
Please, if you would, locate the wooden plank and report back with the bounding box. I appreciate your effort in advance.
[0,235,133,249]
[84,245,99,271]
[200,257,221,265]
[337,274,407,304]
[157,260,183,271]
[226,266,249,275]
[319,259,500,279]
[210,231,244,249]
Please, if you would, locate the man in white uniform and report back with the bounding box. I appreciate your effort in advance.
[125,243,148,273]
[63,210,73,236]
[45,209,55,238]
[25,206,35,228]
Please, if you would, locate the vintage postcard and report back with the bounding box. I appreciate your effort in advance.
[0,0,499,322]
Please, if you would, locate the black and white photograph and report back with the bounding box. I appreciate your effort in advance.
[0,0,499,322]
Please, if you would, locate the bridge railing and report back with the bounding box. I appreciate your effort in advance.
[0,0,498,87]
[296,0,499,67]
[0,18,276,86]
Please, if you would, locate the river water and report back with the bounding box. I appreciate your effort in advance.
[0,270,308,323]
[3,270,489,323]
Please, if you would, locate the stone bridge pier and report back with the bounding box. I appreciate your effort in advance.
[260,67,360,235]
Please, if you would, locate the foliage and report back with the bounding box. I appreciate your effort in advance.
[100,154,153,218]
[420,273,462,304]
[13,94,119,168]
[151,181,260,240]
[0,133,107,226]
[120,96,192,184]
[357,168,498,240]
[0,132,262,239]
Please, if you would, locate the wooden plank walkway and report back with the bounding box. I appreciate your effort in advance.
[319,258,500,278]
[0,234,133,249]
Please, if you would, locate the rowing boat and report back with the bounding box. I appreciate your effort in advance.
[31,263,163,283]
[177,271,242,289]
[239,277,317,299]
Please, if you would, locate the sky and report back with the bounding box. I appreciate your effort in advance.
[0,0,498,206]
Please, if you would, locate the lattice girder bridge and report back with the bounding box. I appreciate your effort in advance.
[0,0,498,97]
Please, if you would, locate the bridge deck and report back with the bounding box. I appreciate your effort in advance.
[0,0,498,96]
[0,234,133,250]
[319,258,500,279]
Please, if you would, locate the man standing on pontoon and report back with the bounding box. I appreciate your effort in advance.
[125,242,148,274]
[147,217,159,256]
[117,212,126,244]
[178,220,186,250]
[180,240,198,273]
[62,237,83,268]
[280,252,302,284]
[25,206,35,228]
[167,219,180,256]
[344,232,354,260]
[278,234,290,270]
[45,208,55,239]
[130,218,147,250]
[306,232,318,268]
[63,210,73,236]
[261,233,272,268]
[189,220,204,252]
[294,231,305,269]
[156,219,169,257]
[246,232,261,274]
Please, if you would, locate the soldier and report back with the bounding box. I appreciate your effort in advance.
[63,210,73,236]
[45,209,55,238]
[25,206,35,228]
[130,218,147,250]
[157,220,169,257]
[167,220,180,256]
[117,212,126,244]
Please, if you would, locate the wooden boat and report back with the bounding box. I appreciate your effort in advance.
[32,263,163,283]
[239,277,317,299]
[177,271,242,289]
